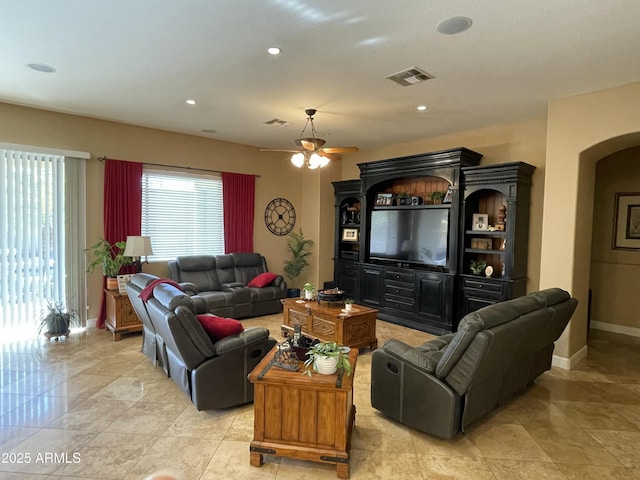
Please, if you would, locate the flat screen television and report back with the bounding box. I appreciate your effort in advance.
[369,208,449,267]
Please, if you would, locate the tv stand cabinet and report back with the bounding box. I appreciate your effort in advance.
[333,148,534,334]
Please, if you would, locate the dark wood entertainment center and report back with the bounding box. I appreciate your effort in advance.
[333,147,534,334]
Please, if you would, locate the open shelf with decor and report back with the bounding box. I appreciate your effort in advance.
[458,162,535,318]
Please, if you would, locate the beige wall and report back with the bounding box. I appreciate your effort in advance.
[0,102,304,318]
[590,147,640,330]
[543,82,640,361]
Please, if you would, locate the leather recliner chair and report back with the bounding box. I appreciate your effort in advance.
[143,281,277,410]
[370,288,578,439]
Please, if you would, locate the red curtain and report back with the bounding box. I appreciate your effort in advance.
[222,172,255,253]
[96,159,143,329]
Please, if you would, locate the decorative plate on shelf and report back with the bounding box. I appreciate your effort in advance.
[485,265,494,277]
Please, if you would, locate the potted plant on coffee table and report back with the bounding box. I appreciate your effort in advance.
[85,238,132,290]
[303,341,352,376]
[303,282,315,300]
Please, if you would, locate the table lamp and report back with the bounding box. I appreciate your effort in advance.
[123,236,153,273]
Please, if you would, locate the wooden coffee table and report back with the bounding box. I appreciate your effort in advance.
[248,345,358,478]
[281,298,378,350]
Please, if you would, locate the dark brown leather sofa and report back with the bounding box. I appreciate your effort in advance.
[370,288,578,439]
[127,275,276,409]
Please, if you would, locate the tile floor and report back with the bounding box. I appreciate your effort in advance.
[1,315,640,479]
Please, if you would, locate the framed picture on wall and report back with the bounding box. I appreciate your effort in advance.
[612,192,640,250]
[472,213,489,231]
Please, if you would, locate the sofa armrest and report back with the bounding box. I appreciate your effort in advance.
[383,339,441,374]
[178,282,198,295]
[212,327,271,355]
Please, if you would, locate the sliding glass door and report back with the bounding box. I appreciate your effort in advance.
[0,148,85,339]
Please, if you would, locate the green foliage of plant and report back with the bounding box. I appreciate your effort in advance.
[470,259,487,275]
[85,238,132,277]
[344,298,355,305]
[283,229,314,289]
[430,191,444,201]
[303,341,352,377]
[38,299,80,336]
[303,282,314,291]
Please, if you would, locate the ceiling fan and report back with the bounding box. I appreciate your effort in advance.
[261,109,359,169]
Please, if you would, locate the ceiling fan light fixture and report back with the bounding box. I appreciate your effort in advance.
[291,152,305,168]
[307,153,322,169]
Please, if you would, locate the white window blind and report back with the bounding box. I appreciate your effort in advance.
[141,169,224,261]
[0,149,86,337]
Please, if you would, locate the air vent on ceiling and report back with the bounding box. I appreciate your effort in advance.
[264,118,292,127]
[385,67,434,86]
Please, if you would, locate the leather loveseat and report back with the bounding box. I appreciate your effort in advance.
[130,278,277,410]
[371,288,578,439]
[168,252,287,318]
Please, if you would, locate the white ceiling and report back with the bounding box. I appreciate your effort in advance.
[2,0,640,154]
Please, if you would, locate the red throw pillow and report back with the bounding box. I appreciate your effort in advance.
[196,314,244,342]
[247,272,278,288]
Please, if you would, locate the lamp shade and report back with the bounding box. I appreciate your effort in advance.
[123,236,153,258]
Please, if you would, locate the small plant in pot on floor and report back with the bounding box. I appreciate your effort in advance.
[38,300,80,340]
[304,341,352,376]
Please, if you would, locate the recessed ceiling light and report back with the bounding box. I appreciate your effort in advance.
[267,47,282,55]
[417,105,429,111]
[186,99,196,105]
[437,16,473,35]
[26,62,56,73]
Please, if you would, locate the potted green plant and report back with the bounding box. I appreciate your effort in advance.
[38,299,80,339]
[85,238,132,290]
[303,282,315,300]
[430,191,444,204]
[344,298,355,312]
[283,229,314,297]
[303,341,352,377]
[470,259,487,276]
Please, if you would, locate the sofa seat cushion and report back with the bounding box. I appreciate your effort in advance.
[196,314,244,342]
[198,290,235,310]
[249,286,282,302]
[247,272,278,288]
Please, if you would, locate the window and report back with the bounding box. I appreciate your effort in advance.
[141,169,224,261]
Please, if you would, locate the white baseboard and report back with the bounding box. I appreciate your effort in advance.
[591,320,640,338]
[86,317,97,329]
[552,344,588,370]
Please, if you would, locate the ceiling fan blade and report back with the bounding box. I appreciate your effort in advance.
[320,147,359,154]
[260,148,301,153]
[319,151,340,161]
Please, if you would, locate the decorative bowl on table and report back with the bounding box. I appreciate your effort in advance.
[317,288,345,303]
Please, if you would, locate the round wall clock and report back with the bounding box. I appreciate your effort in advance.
[264,197,296,236]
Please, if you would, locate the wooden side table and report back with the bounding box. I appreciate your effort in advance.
[248,345,358,479]
[104,289,142,341]
[281,298,378,350]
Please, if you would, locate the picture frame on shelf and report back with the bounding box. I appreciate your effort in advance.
[472,213,489,231]
[341,228,359,242]
[443,186,453,204]
[471,238,492,250]
[375,193,394,206]
[612,192,640,250]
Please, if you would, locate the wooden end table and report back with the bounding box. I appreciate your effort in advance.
[281,298,378,350]
[248,345,358,479]
[104,289,142,341]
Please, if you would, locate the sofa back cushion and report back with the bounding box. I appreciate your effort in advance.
[215,254,237,284]
[231,252,267,285]
[172,255,221,291]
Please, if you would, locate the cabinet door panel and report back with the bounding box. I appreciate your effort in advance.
[360,266,383,307]
[416,273,453,324]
